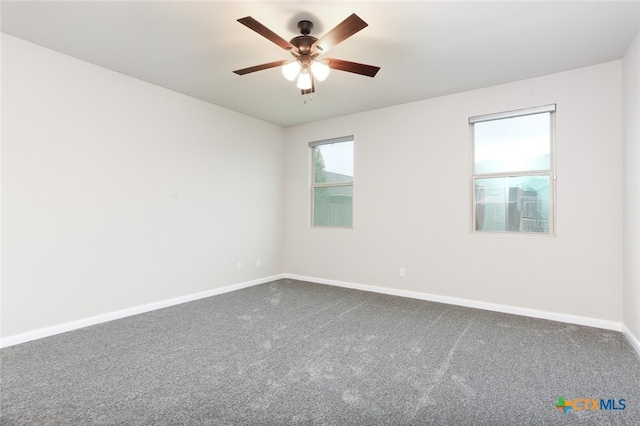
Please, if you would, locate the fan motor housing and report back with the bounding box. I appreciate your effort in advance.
[290,20,318,55]
[290,35,317,54]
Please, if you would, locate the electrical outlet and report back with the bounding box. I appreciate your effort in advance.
[237,261,242,271]
[399,267,406,277]
[256,259,261,268]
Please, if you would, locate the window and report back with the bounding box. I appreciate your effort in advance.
[470,105,556,234]
[310,136,354,228]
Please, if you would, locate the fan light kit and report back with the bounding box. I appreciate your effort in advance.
[233,14,380,95]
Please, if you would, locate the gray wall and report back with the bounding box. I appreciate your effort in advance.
[623,31,640,348]
[1,35,285,338]
[284,61,624,325]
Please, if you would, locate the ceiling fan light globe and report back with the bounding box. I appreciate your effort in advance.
[297,71,312,90]
[311,61,330,81]
[282,61,301,81]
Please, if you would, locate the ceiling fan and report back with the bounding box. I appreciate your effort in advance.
[233,14,380,95]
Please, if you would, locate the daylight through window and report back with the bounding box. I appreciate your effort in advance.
[470,105,556,234]
[310,136,354,228]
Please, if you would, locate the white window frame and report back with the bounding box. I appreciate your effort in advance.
[309,135,354,229]
[470,105,557,235]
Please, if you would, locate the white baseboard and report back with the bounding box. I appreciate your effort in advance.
[0,274,285,349]
[622,324,640,359]
[3,273,632,351]
[284,274,624,332]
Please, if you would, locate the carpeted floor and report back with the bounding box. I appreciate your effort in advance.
[1,279,639,425]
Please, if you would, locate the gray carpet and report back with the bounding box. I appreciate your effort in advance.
[1,279,639,425]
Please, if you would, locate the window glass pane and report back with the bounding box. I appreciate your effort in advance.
[475,175,550,233]
[314,141,353,184]
[474,113,550,174]
[314,186,353,227]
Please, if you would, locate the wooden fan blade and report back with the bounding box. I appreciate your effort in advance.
[237,17,294,50]
[312,14,368,53]
[327,58,380,77]
[233,60,289,75]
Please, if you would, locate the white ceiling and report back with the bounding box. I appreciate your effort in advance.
[2,1,639,128]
